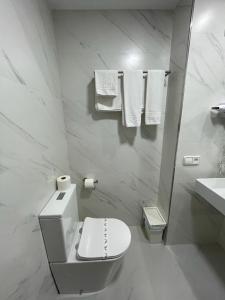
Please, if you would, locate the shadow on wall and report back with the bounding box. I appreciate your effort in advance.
[166,185,224,245]
[192,195,222,242]
[210,111,225,129]
[87,79,158,145]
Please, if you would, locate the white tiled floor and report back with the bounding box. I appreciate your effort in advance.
[56,227,225,300]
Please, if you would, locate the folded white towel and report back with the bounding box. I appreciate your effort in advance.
[95,78,122,111]
[145,70,165,125]
[95,70,118,96]
[123,70,143,127]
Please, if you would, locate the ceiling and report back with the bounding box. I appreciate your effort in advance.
[47,0,180,10]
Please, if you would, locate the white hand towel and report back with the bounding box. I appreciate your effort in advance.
[95,70,118,96]
[145,70,165,125]
[95,77,122,111]
[123,70,143,127]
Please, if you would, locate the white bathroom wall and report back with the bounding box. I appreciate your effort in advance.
[11,0,61,97]
[53,10,173,225]
[158,0,193,220]
[0,0,70,299]
[167,0,225,244]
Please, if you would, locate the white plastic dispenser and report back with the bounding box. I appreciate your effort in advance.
[143,207,166,243]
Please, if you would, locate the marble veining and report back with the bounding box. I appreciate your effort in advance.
[0,1,70,300]
[1,49,26,85]
[54,10,173,225]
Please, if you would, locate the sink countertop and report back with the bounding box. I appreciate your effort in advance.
[195,178,225,216]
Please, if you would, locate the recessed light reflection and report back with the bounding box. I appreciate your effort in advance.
[195,11,212,31]
[125,52,141,68]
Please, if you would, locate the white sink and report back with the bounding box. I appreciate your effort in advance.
[195,178,225,216]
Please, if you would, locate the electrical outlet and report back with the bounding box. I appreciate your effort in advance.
[183,155,200,166]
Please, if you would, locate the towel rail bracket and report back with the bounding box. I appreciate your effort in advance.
[116,70,171,78]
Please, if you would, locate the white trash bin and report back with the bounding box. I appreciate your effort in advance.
[143,207,167,244]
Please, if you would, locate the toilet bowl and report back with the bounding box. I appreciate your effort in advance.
[39,184,131,294]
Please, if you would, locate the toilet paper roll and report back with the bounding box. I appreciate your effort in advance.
[57,175,71,191]
[84,178,95,189]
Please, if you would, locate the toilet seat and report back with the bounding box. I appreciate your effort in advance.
[77,217,131,260]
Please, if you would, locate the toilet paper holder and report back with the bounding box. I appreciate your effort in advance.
[83,178,98,184]
[83,178,98,190]
[211,103,225,113]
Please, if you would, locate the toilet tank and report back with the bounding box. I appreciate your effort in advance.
[39,184,78,262]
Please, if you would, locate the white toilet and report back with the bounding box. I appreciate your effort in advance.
[39,184,131,294]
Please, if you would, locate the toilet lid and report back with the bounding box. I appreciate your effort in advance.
[77,217,131,260]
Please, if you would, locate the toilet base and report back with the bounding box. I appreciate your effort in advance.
[50,223,124,294]
[51,256,122,294]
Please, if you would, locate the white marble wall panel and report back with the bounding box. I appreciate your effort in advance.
[53,10,173,225]
[166,0,225,244]
[0,0,70,299]
[158,1,193,221]
[11,0,61,97]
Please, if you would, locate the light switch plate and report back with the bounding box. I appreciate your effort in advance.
[183,155,200,166]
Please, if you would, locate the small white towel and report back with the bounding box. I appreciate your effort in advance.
[95,78,122,111]
[95,70,118,96]
[123,70,143,127]
[145,70,165,125]
[95,94,122,111]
